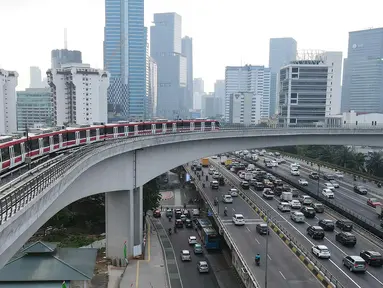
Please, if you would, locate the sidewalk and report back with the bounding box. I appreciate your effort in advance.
[120,222,168,288]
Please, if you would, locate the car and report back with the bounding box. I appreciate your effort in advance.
[291,188,299,198]
[278,202,291,212]
[360,251,383,267]
[290,211,305,223]
[262,189,274,200]
[208,168,215,174]
[298,179,308,186]
[290,199,301,209]
[291,169,300,176]
[180,250,191,261]
[311,202,324,213]
[211,155,218,159]
[336,219,353,231]
[335,171,344,178]
[222,194,233,203]
[241,181,250,189]
[299,195,313,205]
[336,232,357,247]
[354,185,367,195]
[175,210,182,219]
[323,174,335,181]
[175,219,184,228]
[229,188,238,197]
[312,245,331,259]
[212,172,220,179]
[193,243,203,254]
[329,180,339,188]
[318,219,335,231]
[166,209,173,218]
[232,214,245,225]
[253,181,264,191]
[256,223,270,235]
[324,183,335,190]
[210,180,219,189]
[185,219,193,228]
[307,225,325,239]
[290,163,300,169]
[153,209,161,218]
[188,236,198,245]
[309,172,319,180]
[197,261,209,273]
[343,256,366,272]
[322,188,334,199]
[367,198,382,207]
[301,206,316,218]
[180,214,187,222]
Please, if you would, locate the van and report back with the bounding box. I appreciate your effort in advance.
[342,256,367,272]
[299,195,313,205]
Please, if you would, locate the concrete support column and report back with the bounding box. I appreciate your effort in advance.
[133,186,143,246]
[106,190,133,264]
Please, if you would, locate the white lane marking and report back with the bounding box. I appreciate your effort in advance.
[246,226,251,232]
[213,161,364,288]
[267,254,272,260]
[254,237,260,244]
[279,271,286,280]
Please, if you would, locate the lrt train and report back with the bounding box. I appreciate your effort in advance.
[0,119,220,174]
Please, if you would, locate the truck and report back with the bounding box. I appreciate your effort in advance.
[201,158,209,167]
[220,156,227,165]
[244,172,253,181]
[376,206,383,219]
[225,159,232,166]
[280,192,293,202]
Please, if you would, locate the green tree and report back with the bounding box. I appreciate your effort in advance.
[143,178,161,216]
[366,152,383,177]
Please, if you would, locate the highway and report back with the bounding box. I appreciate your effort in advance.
[187,164,323,288]
[212,157,383,288]
[271,155,383,226]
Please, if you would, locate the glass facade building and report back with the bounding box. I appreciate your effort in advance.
[104,0,146,122]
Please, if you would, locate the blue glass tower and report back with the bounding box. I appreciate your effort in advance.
[104,0,147,122]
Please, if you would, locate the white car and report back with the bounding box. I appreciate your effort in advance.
[212,172,220,179]
[197,261,209,273]
[322,188,334,199]
[232,214,245,225]
[211,155,218,159]
[290,199,301,209]
[335,171,344,178]
[291,211,305,223]
[324,183,335,190]
[229,188,238,197]
[188,236,197,245]
[222,194,233,203]
[312,245,331,259]
[291,169,300,176]
[298,179,308,186]
[278,202,291,212]
[180,250,191,261]
[329,180,339,188]
[208,168,215,175]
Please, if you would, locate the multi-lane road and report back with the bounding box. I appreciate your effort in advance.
[212,157,383,288]
[187,164,323,288]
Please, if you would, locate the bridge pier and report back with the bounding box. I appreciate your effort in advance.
[105,187,143,265]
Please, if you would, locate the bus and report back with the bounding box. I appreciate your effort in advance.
[201,227,221,250]
[195,218,213,230]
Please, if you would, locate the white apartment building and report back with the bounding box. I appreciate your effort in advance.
[0,69,18,134]
[228,92,261,125]
[322,52,342,115]
[148,57,158,118]
[225,65,271,123]
[47,64,110,126]
[326,110,383,127]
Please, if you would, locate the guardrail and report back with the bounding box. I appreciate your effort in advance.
[184,164,261,288]
[211,160,344,288]
[235,155,383,240]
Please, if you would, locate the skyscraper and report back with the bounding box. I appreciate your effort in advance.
[322,51,343,115]
[214,80,225,116]
[0,69,18,134]
[51,49,82,69]
[182,36,193,111]
[269,38,297,116]
[193,78,204,110]
[104,0,146,122]
[29,66,44,88]
[341,27,383,113]
[150,13,187,119]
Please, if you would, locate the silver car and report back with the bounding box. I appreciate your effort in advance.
[180,250,191,261]
[197,261,209,273]
[343,255,366,272]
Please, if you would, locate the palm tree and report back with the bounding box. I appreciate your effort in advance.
[366,152,383,177]
[350,152,366,172]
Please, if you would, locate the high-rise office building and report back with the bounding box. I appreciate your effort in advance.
[151,13,187,119]
[341,27,383,113]
[201,93,219,118]
[29,66,44,88]
[17,88,53,130]
[322,51,343,115]
[225,65,271,122]
[193,78,204,110]
[104,0,146,122]
[182,36,193,110]
[269,38,297,116]
[214,80,225,116]
[51,49,82,69]
[228,92,261,125]
[47,64,110,126]
[278,58,331,126]
[148,57,158,118]
[0,69,18,134]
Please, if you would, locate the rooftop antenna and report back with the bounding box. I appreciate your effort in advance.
[64,28,68,49]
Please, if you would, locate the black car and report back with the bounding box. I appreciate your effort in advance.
[307,225,325,239]
[301,206,316,218]
[310,202,324,213]
[274,186,283,197]
[196,164,202,171]
[256,223,270,235]
[323,174,335,181]
[291,188,299,198]
[354,185,368,195]
[218,177,225,186]
[335,232,356,247]
[309,172,319,180]
[273,179,283,186]
[185,219,193,228]
[336,219,353,231]
[175,211,182,219]
[318,219,335,231]
[360,250,383,267]
[175,219,184,228]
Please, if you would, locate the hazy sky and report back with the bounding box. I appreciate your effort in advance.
[1,0,382,91]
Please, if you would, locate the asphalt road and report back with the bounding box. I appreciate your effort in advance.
[213,157,383,288]
[187,165,323,288]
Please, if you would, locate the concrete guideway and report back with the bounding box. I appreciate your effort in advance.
[214,157,383,288]
[186,165,323,288]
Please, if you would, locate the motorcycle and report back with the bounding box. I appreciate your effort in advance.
[214,199,218,206]
[168,228,172,235]
[224,210,228,216]
[255,258,260,266]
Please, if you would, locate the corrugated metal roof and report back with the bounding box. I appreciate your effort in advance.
[21,242,57,254]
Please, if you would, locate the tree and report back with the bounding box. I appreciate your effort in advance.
[143,178,161,216]
[366,152,383,177]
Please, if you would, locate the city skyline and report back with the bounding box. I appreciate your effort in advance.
[1,0,382,92]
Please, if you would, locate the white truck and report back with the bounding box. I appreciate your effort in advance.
[244,172,253,181]
[377,206,383,219]
[220,155,227,165]
[280,192,293,202]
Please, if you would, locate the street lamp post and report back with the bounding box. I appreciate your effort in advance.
[317,165,321,196]
[265,211,269,288]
